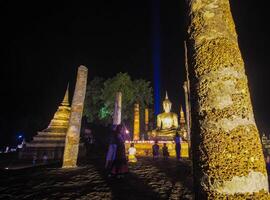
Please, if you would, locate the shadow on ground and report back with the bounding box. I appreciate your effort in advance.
[0,147,194,200]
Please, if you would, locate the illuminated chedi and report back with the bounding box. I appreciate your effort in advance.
[19,86,71,160]
[179,106,187,140]
[187,0,269,198]
[179,106,185,127]
[46,86,70,132]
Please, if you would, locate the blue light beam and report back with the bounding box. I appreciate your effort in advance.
[152,0,161,116]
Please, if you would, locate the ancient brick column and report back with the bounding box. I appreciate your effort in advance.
[113,92,122,125]
[186,0,269,198]
[133,103,140,140]
[145,108,149,132]
[62,65,88,168]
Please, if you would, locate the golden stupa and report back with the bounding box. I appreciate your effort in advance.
[44,87,70,133]
[179,106,187,140]
[19,86,71,160]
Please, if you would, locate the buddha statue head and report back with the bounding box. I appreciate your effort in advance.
[163,92,172,113]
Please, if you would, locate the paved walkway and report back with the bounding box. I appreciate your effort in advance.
[0,157,193,200]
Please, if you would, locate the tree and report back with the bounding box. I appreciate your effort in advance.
[186,0,269,198]
[133,79,153,135]
[102,72,135,125]
[83,77,104,123]
[83,73,153,128]
[133,79,153,109]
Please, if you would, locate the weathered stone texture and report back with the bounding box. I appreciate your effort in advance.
[187,0,269,198]
[113,92,122,125]
[133,103,140,140]
[62,65,88,168]
[183,81,191,150]
[145,108,149,132]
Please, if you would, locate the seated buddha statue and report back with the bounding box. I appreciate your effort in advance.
[154,92,179,140]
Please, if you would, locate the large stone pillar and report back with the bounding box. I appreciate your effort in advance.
[145,108,149,132]
[113,92,122,125]
[133,103,140,140]
[183,82,191,149]
[62,65,88,168]
[186,0,269,198]
[143,108,149,140]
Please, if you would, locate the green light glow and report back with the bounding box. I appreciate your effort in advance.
[99,106,110,119]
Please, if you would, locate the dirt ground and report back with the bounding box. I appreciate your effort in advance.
[0,154,193,200]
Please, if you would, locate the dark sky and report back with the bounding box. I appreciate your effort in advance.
[0,1,269,147]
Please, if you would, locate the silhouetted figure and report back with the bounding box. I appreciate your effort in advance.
[32,154,37,165]
[106,124,128,178]
[174,132,182,161]
[162,143,169,160]
[152,141,159,160]
[266,155,270,190]
[105,128,117,176]
[266,156,270,170]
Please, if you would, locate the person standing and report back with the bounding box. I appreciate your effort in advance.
[152,140,160,160]
[128,143,137,163]
[32,154,37,165]
[174,132,182,161]
[105,129,117,177]
[110,124,128,178]
[266,156,270,171]
[162,143,169,160]
[266,155,270,189]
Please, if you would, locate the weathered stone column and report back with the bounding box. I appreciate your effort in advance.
[133,103,140,140]
[62,65,88,168]
[183,82,191,149]
[145,108,149,132]
[113,92,122,125]
[186,0,269,198]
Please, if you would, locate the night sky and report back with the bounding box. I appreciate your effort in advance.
[0,1,269,148]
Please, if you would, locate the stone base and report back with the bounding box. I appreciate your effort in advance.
[125,140,189,158]
[19,131,86,161]
[19,143,86,161]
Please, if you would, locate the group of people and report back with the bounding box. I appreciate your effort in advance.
[105,124,183,179]
[152,142,169,160]
[152,132,182,161]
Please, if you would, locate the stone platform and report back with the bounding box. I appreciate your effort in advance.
[125,140,189,158]
[19,131,66,160]
[19,131,86,160]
